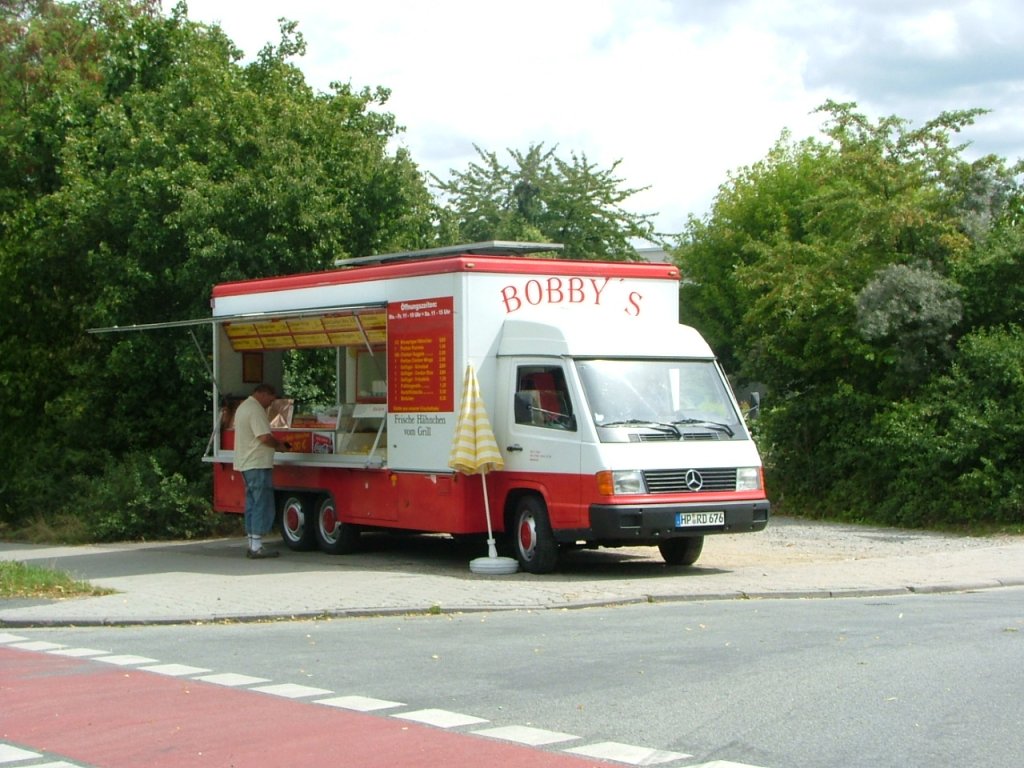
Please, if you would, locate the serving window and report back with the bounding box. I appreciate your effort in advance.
[216,308,389,459]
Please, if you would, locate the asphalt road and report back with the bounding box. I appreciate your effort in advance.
[5,586,1023,768]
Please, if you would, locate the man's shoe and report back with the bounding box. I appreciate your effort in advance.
[246,548,280,559]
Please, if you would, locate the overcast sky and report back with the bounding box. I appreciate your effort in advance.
[181,0,1024,237]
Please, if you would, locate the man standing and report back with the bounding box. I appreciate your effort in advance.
[233,384,290,558]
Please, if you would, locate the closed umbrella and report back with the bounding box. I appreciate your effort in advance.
[449,364,518,573]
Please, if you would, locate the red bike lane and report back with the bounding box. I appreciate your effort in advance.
[1,646,601,768]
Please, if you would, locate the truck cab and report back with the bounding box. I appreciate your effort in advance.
[492,318,768,572]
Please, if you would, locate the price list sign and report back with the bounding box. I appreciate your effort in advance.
[387,297,455,412]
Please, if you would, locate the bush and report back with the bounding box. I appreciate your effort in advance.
[759,381,882,519]
[870,326,1024,527]
[761,326,1024,529]
[69,451,218,542]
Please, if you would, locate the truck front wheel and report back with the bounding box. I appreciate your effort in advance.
[279,494,318,551]
[315,495,361,555]
[512,496,558,574]
[659,536,704,566]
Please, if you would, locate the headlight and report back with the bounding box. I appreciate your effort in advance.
[596,470,646,496]
[736,467,762,491]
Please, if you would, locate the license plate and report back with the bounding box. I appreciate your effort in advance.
[675,511,725,527]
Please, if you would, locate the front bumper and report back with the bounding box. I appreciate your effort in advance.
[555,500,771,546]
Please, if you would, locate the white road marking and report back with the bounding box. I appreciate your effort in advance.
[0,633,27,643]
[315,695,406,711]
[0,744,85,768]
[92,654,159,666]
[565,741,692,765]
[194,672,271,687]
[472,724,580,746]
[140,663,212,677]
[48,647,109,657]
[10,641,65,652]
[0,744,41,763]
[393,708,489,728]
[251,682,334,698]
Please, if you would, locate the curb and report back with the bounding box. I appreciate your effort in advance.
[4,580,1022,629]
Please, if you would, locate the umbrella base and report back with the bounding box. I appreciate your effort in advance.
[469,556,519,575]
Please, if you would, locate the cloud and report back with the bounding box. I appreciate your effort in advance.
[184,0,1024,235]
[792,2,1024,157]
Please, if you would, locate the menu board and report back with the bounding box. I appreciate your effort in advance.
[387,297,454,413]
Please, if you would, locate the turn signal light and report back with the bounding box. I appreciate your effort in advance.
[596,470,645,496]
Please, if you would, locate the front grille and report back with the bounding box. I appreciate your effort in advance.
[643,468,737,493]
[637,432,721,442]
[680,431,721,441]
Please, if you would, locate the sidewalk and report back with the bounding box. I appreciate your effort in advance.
[2,517,1023,627]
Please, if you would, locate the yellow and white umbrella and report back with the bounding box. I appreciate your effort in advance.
[449,364,504,476]
[449,365,515,571]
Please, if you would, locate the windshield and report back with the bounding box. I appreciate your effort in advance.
[575,359,745,441]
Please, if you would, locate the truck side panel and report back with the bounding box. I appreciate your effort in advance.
[213,462,498,535]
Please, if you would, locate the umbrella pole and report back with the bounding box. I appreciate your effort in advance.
[480,473,498,558]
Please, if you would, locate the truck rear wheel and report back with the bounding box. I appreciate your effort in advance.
[659,536,704,566]
[511,496,558,574]
[279,494,317,551]
[315,495,361,555]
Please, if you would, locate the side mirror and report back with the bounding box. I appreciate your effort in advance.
[745,391,761,420]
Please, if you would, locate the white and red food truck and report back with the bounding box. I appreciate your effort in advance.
[182,242,771,572]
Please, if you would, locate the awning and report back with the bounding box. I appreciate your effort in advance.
[89,304,388,353]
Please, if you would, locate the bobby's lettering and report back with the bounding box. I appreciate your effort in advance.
[499,276,639,314]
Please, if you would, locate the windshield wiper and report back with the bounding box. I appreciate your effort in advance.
[597,419,680,436]
[672,418,734,437]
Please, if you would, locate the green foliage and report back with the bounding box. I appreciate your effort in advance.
[855,263,962,385]
[69,450,217,541]
[951,166,1024,329]
[757,379,880,516]
[434,143,663,260]
[677,132,834,371]
[869,327,1024,527]
[282,348,336,411]
[678,100,1023,528]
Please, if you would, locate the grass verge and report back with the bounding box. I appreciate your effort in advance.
[0,561,114,599]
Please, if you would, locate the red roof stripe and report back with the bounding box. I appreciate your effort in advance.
[212,255,678,298]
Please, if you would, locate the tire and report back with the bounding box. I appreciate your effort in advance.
[278,494,318,551]
[659,536,704,566]
[511,496,559,574]
[314,495,360,555]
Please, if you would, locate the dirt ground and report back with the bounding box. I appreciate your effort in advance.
[697,515,1019,567]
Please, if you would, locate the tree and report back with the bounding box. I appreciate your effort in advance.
[433,143,663,260]
[736,103,980,396]
[676,131,834,372]
[855,263,962,378]
[0,0,438,535]
[948,158,1024,330]
[676,101,1022,526]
